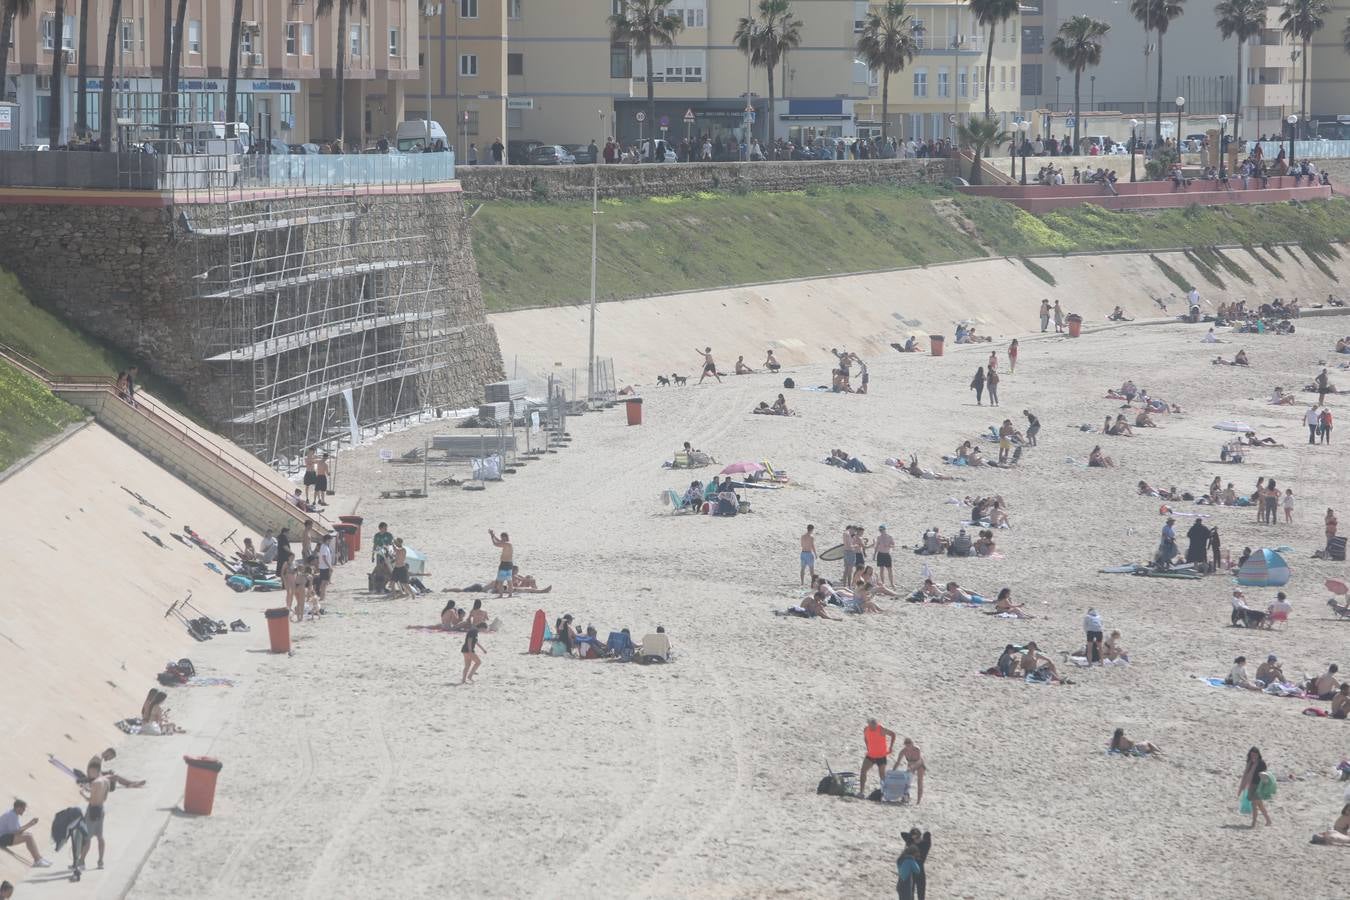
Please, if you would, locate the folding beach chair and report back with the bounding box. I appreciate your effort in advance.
[880,769,912,804]
[606,631,636,661]
[637,633,671,664]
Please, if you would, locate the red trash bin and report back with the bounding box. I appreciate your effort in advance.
[333,523,358,560]
[264,608,290,653]
[929,335,945,357]
[625,397,643,426]
[337,515,363,551]
[182,755,223,816]
[1066,314,1083,338]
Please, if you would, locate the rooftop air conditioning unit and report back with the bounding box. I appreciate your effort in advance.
[242,21,259,31]
[251,53,264,66]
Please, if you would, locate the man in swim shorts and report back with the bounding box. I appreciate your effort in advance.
[874,525,894,589]
[302,450,318,504]
[314,453,330,507]
[859,718,896,796]
[800,525,817,585]
[80,757,111,869]
[695,347,721,384]
[490,529,514,596]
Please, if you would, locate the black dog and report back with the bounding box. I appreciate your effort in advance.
[672,373,688,386]
[656,375,671,387]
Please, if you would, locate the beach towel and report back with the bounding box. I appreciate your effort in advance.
[1301,707,1330,717]
[114,718,144,735]
[1239,773,1277,813]
[1214,421,1254,432]
[1205,677,1230,687]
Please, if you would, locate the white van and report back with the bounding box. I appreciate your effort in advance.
[189,121,250,154]
[396,119,448,152]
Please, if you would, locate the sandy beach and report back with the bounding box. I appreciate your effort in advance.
[11,308,1350,899]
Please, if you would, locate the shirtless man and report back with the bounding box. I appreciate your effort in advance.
[1021,642,1060,682]
[695,347,721,384]
[874,525,895,589]
[800,591,840,620]
[509,565,552,593]
[80,757,111,869]
[314,453,331,507]
[763,350,781,372]
[1255,654,1284,686]
[859,718,896,797]
[733,355,754,375]
[489,530,514,596]
[303,450,319,505]
[1307,664,1341,700]
[841,526,858,589]
[800,524,817,585]
[391,538,412,600]
[899,738,926,805]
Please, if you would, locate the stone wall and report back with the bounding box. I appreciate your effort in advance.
[457,158,954,202]
[0,187,502,457]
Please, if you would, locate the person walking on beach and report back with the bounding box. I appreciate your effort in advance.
[1008,338,1019,374]
[1239,747,1274,827]
[874,525,895,589]
[1306,405,1320,444]
[986,366,1000,407]
[1052,301,1065,333]
[859,718,896,796]
[696,347,722,384]
[1320,406,1333,444]
[1039,299,1051,332]
[800,525,817,585]
[459,627,485,684]
[490,530,514,596]
[896,846,923,900]
[1316,367,1330,405]
[1023,409,1040,446]
[970,366,985,405]
[1208,525,1222,572]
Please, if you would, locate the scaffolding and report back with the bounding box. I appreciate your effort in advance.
[184,191,457,464]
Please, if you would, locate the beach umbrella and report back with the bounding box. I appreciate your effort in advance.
[720,461,765,476]
[1326,578,1348,596]
[1236,548,1291,587]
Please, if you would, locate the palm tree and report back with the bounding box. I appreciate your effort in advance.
[956,115,1009,185]
[159,0,172,134]
[734,0,803,145]
[226,0,244,138]
[609,0,683,159]
[75,0,89,137]
[1130,0,1186,145]
[968,0,1020,119]
[0,1,37,97]
[856,1,921,142]
[1050,16,1110,153]
[1215,0,1267,142]
[167,0,188,130]
[49,0,65,147]
[99,0,123,150]
[1281,0,1329,133]
[317,0,369,149]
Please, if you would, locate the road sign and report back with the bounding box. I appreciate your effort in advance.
[683,108,696,123]
[635,111,646,122]
[947,114,957,124]
[659,115,669,127]
[1065,116,1076,128]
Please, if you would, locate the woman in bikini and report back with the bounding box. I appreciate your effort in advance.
[1007,338,1019,374]
[991,587,1032,618]
[1310,803,1350,845]
[1109,728,1161,755]
[1238,746,1273,827]
[459,628,485,684]
[440,600,464,629]
[899,738,926,805]
[467,598,490,628]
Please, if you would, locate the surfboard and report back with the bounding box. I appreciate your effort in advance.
[528,609,547,654]
[818,543,846,562]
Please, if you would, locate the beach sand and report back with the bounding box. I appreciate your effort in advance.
[32,315,1350,899]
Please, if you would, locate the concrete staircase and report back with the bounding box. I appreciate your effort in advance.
[1,345,319,534]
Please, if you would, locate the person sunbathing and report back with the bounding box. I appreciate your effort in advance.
[1088,446,1115,468]
[906,454,953,480]
[1310,803,1350,845]
[1225,656,1263,690]
[1241,431,1282,447]
[1254,655,1285,686]
[1103,630,1129,662]
[763,350,781,371]
[1135,409,1158,428]
[860,566,898,598]
[772,394,792,416]
[734,356,754,375]
[441,600,465,628]
[143,691,183,735]
[909,578,942,602]
[973,530,996,557]
[967,446,986,467]
[1234,349,1249,366]
[986,504,1010,528]
[1109,728,1161,755]
[1108,306,1129,321]
[990,587,1033,618]
[1120,380,1138,400]
[996,644,1022,677]
[953,441,973,462]
[1330,683,1350,719]
[1020,642,1060,681]
[1110,415,1136,437]
[509,567,552,593]
[942,581,974,603]
[1221,484,1238,505]
[1138,480,1159,497]
[801,592,842,620]
[849,577,887,614]
[752,401,774,415]
[1305,665,1341,701]
[1270,386,1297,405]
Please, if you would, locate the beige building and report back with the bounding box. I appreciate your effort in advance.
[1310,1,1350,134]
[2,1,421,148]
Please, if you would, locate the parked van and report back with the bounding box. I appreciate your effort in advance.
[188,121,250,154]
[396,119,448,152]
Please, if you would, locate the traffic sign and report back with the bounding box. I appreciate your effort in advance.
[683,108,696,123]
[1065,116,1076,127]
[659,115,669,127]
[635,111,646,122]
[947,114,957,124]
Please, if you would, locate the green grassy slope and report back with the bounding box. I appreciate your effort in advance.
[0,269,122,375]
[0,360,84,471]
[470,186,1350,311]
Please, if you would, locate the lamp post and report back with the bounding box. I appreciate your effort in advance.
[1090,74,1095,112]
[1286,113,1298,172]
[1011,119,1018,179]
[1055,74,1061,112]
[1130,118,1138,182]
[422,4,442,152]
[1216,113,1227,170]
[1175,95,1185,153]
[1019,121,1031,184]
[586,108,605,403]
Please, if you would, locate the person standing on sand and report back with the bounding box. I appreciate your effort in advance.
[1084,607,1105,665]
[800,525,817,585]
[1316,367,1330,406]
[874,525,895,589]
[696,347,721,384]
[1023,409,1040,446]
[1208,525,1222,572]
[970,366,985,405]
[986,366,1000,407]
[316,534,334,603]
[899,738,926,805]
[1306,405,1320,444]
[841,526,857,589]
[1008,338,1019,374]
[1039,299,1051,332]
[1053,301,1065,333]
[1239,747,1274,827]
[489,530,514,596]
[460,627,485,684]
[859,718,896,796]
[79,757,110,869]
[303,450,318,505]
[315,453,331,507]
[391,538,412,599]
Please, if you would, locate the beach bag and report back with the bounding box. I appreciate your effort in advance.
[783,378,795,389]
[816,774,850,797]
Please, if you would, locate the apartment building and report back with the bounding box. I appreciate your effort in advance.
[1020,1,1298,140]
[853,0,1024,141]
[1,1,421,148]
[1310,1,1350,132]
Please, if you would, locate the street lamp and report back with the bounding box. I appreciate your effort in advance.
[1055,74,1061,112]
[1286,113,1298,172]
[1217,113,1228,169]
[1175,96,1185,153]
[1090,74,1095,112]
[586,108,605,403]
[1130,118,1139,182]
[1011,119,1018,179]
[1019,120,1031,185]
[421,4,443,152]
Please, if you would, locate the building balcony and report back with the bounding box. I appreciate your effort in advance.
[1247,44,1292,68]
[1246,83,1295,108]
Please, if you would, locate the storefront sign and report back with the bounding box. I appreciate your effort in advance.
[249,80,300,94]
[506,97,534,109]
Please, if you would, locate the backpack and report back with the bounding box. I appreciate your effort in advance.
[816,774,850,797]
[783,378,795,389]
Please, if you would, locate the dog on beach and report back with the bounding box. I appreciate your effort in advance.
[656,375,671,387]
[672,374,688,386]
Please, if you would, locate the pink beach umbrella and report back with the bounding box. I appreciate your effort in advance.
[720,461,765,476]
[1325,578,1348,596]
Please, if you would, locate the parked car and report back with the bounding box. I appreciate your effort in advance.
[566,143,599,164]
[640,139,677,163]
[248,138,291,155]
[288,143,323,155]
[528,144,576,165]
[509,139,544,165]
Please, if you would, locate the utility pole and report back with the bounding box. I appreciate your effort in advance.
[586,109,604,402]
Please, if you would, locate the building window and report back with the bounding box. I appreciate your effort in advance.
[634,49,706,83]
[507,108,523,129]
[937,68,949,98]
[612,0,623,16]
[1022,25,1043,55]
[188,20,201,53]
[999,66,1005,91]
[853,0,868,33]
[42,15,76,51]
[280,93,294,129]
[913,69,927,98]
[958,69,968,98]
[1022,63,1041,97]
[138,17,145,50]
[508,0,523,19]
[350,25,363,59]
[508,52,523,76]
[852,59,869,85]
[459,53,478,76]
[121,19,134,53]
[913,18,925,49]
[1010,67,1015,91]
[389,28,400,57]
[240,30,253,55]
[610,41,631,79]
[460,0,478,19]
[286,23,298,55]
[301,24,314,55]
[669,2,705,28]
[464,109,479,135]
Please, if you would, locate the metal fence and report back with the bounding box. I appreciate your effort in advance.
[155,150,455,193]
[1247,140,1350,160]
